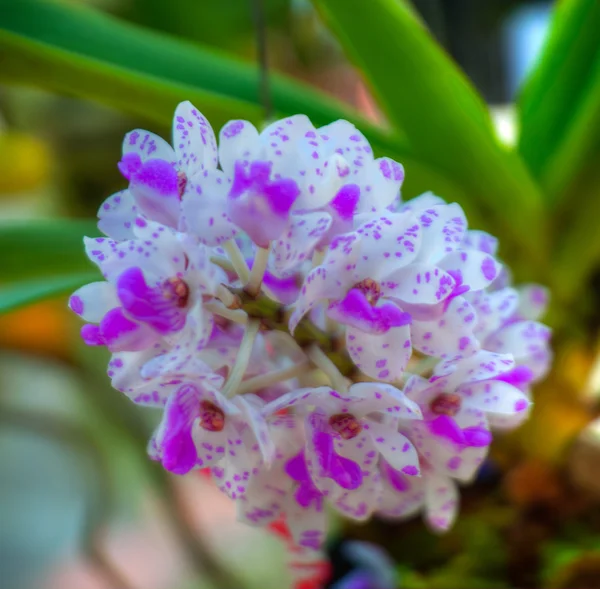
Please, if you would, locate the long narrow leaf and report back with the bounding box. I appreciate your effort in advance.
[310,0,548,269]
[0,273,99,313]
[0,220,99,282]
[518,0,600,201]
[0,0,402,152]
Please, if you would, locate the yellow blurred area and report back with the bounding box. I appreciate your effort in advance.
[0,132,52,194]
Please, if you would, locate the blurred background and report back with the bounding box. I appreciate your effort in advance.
[1,0,600,588]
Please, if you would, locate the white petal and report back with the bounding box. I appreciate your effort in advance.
[346,323,412,382]
[355,157,404,214]
[69,281,119,323]
[400,191,446,213]
[439,250,501,292]
[348,382,422,419]
[432,350,516,391]
[289,241,358,334]
[316,120,374,175]
[516,284,549,320]
[462,380,531,424]
[411,296,479,358]
[233,394,276,466]
[181,169,238,246]
[381,264,455,305]
[218,120,260,176]
[485,320,551,368]
[263,386,340,416]
[415,203,467,264]
[354,212,422,281]
[295,152,352,211]
[424,471,459,532]
[271,211,332,277]
[284,492,328,551]
[461,229,498,256]
[366,419,420,475]
[409,408,489,482]
[172,101,218,174]
[261,115,317,180]
[470,287,519,339]
[97,190,137,240]
[378,466,425,519]
[122,129,174,162]
[332,434,381,521]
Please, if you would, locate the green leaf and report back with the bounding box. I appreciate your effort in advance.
[0,273,99,313]
[0,0,401,151]
[310,0,548,270]
[518,0,600,202]
[0,219,99,282]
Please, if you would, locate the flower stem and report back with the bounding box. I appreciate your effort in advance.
[307,344,349,392]
[237,360,311,394]
[224,239,250,283]
[246,245,270,297]
[222,319,261,397]
[204,301,248,324]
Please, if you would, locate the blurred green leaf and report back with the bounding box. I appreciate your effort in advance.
[518,0,600,202]
[0,273,99,312]
[310,0,548,271]
[0,0,402,151]
[0,220,99,282]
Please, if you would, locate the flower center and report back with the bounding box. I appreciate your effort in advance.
[198,400,225,432]
[162,277,189,308]
[329,413,362,440]
[430,393,462,417]
[353,278,381,305]
[177,169,187,198]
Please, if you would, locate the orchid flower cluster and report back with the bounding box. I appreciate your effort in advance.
[69,101,551,552]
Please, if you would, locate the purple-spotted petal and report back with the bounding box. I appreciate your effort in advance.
[153,384,205,474]
[99,307,158,352]
[69,281,119,323]
[354,212,422,281]
[461,380,531,424]
[381,264,455,305]
[97,190,138,240]
[356,157,404,214]
[228,160,300,247]
[218,119,260,176]
[327,289,410,334]
[365,419,420,475]
[116,267,187,334]
[424,471,459,532]
[411,296,479,358]
[378,461,425,519]
[461,229,499,256]
[263,386,340,418]
[181,169,237,246]
[348,382,422,419]
[122,129,175,168]
[517,284,549,320]
[271,211,332,276]
[289,262,348,334]
[432,350,516,391]
[172,101,218,174]
[485,320,551,381]
[469,287,519,339]
[439,250,501,292]
[233,394,276,466]
[129,159,181,228]
[415,203,467,264]
[346,323,412,382]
